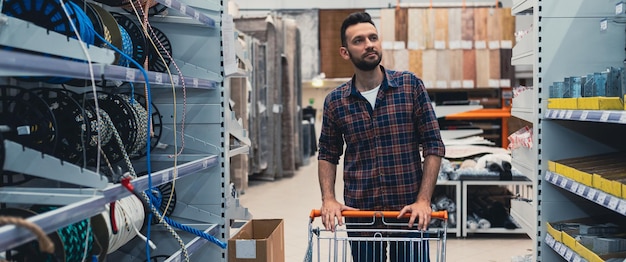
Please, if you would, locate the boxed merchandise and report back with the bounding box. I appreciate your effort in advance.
[228,219,285,262]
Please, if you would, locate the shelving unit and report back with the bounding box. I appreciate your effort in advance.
[531,1,626,261]
[509,0,539,245]
[435,180,462,237]
[0,0,251,261]
[461,180,532,237]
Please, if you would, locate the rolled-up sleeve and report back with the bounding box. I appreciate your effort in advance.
[317,95,344,165]
[415,79,446,157]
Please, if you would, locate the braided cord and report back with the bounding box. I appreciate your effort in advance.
[141,191,189,262]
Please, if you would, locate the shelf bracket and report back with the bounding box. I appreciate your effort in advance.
[3,140,109,189]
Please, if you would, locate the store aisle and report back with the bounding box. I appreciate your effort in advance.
[238,155,533,262]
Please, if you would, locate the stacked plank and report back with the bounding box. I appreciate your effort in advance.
[380,7,515,89]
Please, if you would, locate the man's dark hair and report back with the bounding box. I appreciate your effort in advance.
[340,12,376,47]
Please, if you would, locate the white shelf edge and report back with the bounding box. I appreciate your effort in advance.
[511,108,534,122]
[434,104,483,118]
[229,145,250,156]
[512,158,536,184]
[545,171,626,216]
[465,227,528,234]
[154,0,217,27]
[0,49,219,89]
[545,109,626,124]
[512,0,535,15]
[511,200,536,241]
[545,234,586,262]
[0,155,219,252]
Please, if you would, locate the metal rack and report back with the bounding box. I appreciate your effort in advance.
[531,1,626,261]
[0,0,250,260]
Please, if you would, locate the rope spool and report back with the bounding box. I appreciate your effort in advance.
[117,25,135,67]
[112,12,147,69]
[0,208,65,261]
[118,94,148,157]
[123,92,163,159]
[147,26,173,73]
[88,2,124,65]
[98,195,146,254]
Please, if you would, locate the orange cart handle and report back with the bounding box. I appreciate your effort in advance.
[309,209,448,220]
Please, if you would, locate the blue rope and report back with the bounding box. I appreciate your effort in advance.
[117,25,134,67]
[146,189,227,249]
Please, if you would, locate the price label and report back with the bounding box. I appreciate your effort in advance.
[576,184,586,195]
[180,4,186,14]
[559,243,567,255]
[600,18,608,31]
[565,110,573,119]
[173,76,179,86]
[155,73,163,84]
[193,78,199,87]
[600,111,610,121]
[617,2,624,15]
[560,177,568,187]
[596,192,607,205]
[165,0,172,6]
[545,172,552,180]
[559,110,566,119]
[546,236,555,247]
[580,111,589,120]
[608,197,619,210]
[573,255,582,262]
[194,11,200,20]
[565,249,574,260]
[553,241,561,250]
[552,110,559,118]
[586,188,597,200]
[619,113,626,123]
[125,68,136,81]
[570,183,578,193]
[618,200,626,214]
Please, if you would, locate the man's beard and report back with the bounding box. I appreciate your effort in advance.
[349,50,382,71]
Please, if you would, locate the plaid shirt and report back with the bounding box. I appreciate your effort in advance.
[318,67,445,211]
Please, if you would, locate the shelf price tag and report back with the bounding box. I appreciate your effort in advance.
[576,184,586,195]
[194,11,200,20]
[600,18,608,31]
[586,188,597,200]
[165,0,172,6]
[180,4,186,14]
[618,200,626,215]
[552,110,560,118]
[193,78,199,87]
[545,172,552,181]
[608,197,619,210]
[560,177,568,188]
[565,249,574,260]
[155,73,163,84]
[125,68,136,81]
[580,111,589,121]
[570,182,578,193]
[559,243,567,256]
[595,192,607,205]
[600,111,610,122]
[565,110,573,119]
[558,110,566,119]
[573,255,582,262]
[617,2,624,15]
[619,113,626,123]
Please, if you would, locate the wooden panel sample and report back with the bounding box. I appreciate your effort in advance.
[473,8,488,49]
[447,8,462,49]
[436,49,450,88]
[487,8,502,49]
[434,8,449,49]
[475,49,490,87]
[500,49,514,87]
[382,49,395,69]
[489,49,501,87]
[409,49,423,77]
[421,49,438,88]
[319,9,364,78]
[501,8,516,48]
[394,49,410,71]
[449,49,463,88]
[395,7,408,46]
[423,8,436,49]
[408,8,425,49]
[461,8,475,49]
[380,8,396,43]
[463,49,476,88]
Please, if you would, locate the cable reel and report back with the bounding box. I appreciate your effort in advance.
[122,92,162,159]
[147,26,173,73]
[111,12,147,69]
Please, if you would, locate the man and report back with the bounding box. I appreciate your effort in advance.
[317,11,445,262]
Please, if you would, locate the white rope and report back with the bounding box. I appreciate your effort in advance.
[102,195,146,254]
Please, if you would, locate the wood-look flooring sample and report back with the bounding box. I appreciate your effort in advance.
[434,8,448,49]
[380,8,396,43]
[449,49,463,88]
[463,49,476,88]
[409,49,423,77]
[461,8,475,49]
[473,8,488,49]
[489,49,501,87]
[436,50,450,88]
[487,7,502,49]
[447,8,462,49]
[421,49,438,88]
[475,49,490,88]
[423,8,436,49]
[501,8,515,48]
[394,49,409,71]
[395,7,408,46]
[408,8,426,49]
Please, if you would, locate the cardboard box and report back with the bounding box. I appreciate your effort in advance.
[228,219,285,262]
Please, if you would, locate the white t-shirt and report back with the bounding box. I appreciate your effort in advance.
[360,85,380,109]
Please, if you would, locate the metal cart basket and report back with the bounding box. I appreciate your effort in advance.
[305,210,448,262]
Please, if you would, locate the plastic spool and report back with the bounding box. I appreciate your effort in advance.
[101,195,146,254]
[111,12,147,68]
[117,24,135,67]
[123,92,163,159]
[147,26,173,73]
[148,183,177,225]
[33,88,92,165]
[88,3,123,64]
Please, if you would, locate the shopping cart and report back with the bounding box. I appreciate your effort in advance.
[305,210,448,262]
